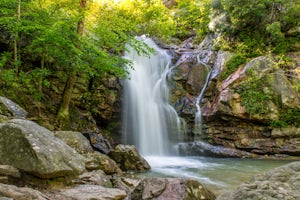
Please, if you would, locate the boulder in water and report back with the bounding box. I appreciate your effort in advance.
[217,161,300,200]
[0,119,85,178]
[130,177,216,200]
[178,141,256,158]
[109,144,151,172]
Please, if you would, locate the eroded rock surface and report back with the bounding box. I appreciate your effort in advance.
[130,177,216,200]
[217,161,300,200]
[0,183,48,200]
[60,184,127,200]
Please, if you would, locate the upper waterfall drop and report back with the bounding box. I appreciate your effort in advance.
[122,37,181,156]
[194,56,212,136]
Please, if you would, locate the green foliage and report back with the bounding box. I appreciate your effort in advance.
[221,54,246,80]
[173,0,211,40]
[237,82,271,115]
[236,70,272,115]
[270,108,300,127]
[0,0,179,118]
[215,0,300,55]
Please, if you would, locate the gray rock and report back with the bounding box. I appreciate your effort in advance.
[130,177,216,200]
[54,131,94,154]
[109,144,151,172]
[0,165,21,178]
[0,183,48,200]
[0,119,85,178]
[111,176,140,193]
[0,96,27,118]
[60,184,127,200]
[74,170,112,187]
[83,132,112,154]
[217,161,300,200]
[178,141,255,158]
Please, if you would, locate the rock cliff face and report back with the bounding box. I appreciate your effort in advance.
[169,35,300,157]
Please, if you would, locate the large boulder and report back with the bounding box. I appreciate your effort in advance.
[54,131,94,155]
[0,183,48,200]
[130,177,216,200]
[0,119,85,178]
[109,144,151,172]
[217,161,300,200]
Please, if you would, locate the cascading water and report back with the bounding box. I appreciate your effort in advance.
[194,56,212,136]
[122,37,181,156]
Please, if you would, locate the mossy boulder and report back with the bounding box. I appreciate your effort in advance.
[0,119,85,178]
[109,144,151,172]
[54,131,94,155]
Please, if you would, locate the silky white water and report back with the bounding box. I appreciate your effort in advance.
[122,37,181,156]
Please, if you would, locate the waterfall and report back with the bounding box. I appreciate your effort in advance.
[122,37,181,156]
[194,56,212,136]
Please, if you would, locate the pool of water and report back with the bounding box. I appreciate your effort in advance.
[138,156,293,195]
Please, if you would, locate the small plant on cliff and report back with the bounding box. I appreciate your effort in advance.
[221,54,246,80]
[270,108,300,128]
[236,70,272,115]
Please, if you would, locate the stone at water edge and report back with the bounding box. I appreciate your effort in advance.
[216,161,300,200]
[178,141,256,158]
[108,144,151,172]
[0,119,85,179]
[85,151,122,175]
[130,177,216,200]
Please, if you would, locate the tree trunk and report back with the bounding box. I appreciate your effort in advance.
[14,0,21,71]
[57,0,86,129]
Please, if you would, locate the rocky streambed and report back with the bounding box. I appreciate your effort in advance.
[0,97,299,200]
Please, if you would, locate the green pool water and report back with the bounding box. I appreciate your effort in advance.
[139,156,294,195]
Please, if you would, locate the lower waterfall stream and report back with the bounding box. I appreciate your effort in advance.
[122,38,292,194]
